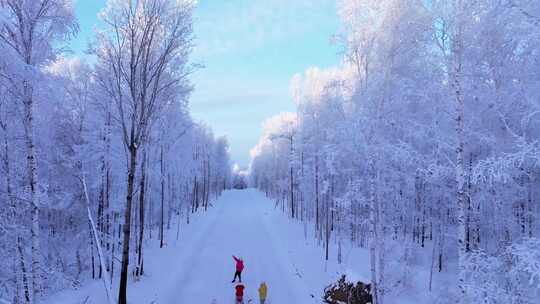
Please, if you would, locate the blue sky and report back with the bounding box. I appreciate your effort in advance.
[71,0,341,167]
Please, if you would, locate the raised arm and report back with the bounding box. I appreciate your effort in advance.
[232,255,239,262]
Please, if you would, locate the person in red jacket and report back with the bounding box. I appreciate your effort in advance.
[234,283,245,304]
[232,255,244,283]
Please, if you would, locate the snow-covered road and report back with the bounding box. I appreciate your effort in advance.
[46,189,343,304]
[160,189,311,303]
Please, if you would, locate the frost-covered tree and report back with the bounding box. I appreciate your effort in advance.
[0,1,77,302]
[250,0,540,302]
[0,1,232,303]
[92,0,196,302]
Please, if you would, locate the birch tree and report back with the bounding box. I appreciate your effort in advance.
[250,0,540,302]
[94,1,195,302]
[0,1,77,302]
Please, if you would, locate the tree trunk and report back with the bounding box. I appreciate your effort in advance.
[290,166,295,219]
[527,173,534,237]
[111,213,117,281]
[90,223,95,279]
[451,3,468,299]
[376,168,385,303]
[13,248,20,304]
[97,188,103,279]
[17,237,31,304]
[315,156,320,234]
[205,160,210,211]
[82,174,115,304]
[118,145,138,304]
[137,149,147,276]
[325,190,330,261]
[369,159,380,304]
[22,85,41,304]
[160,146,165,248]
[167,172,172,230]
[289,137,295,219]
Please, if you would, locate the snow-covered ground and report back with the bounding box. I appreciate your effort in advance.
[45,189,453,304]
[44,189,365,303]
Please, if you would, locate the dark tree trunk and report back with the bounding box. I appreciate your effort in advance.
[160,146,165,248]
[137,150,147,276]
[90,222,95,279]
[17,237,31,304]
[118,145,138,304]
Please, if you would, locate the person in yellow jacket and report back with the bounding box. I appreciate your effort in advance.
[258,282,268,304]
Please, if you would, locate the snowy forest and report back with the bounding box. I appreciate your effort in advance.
[0,0,539,304]
[249,0,540,303]
[0,1,232,303]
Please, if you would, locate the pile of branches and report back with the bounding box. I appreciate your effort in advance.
[323,275,373,304]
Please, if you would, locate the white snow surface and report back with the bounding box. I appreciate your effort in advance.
[44,189,457,304]
[45,189,373,304]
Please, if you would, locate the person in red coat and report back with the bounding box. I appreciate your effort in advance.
[232,255,244,283]
[234,283,245,304]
